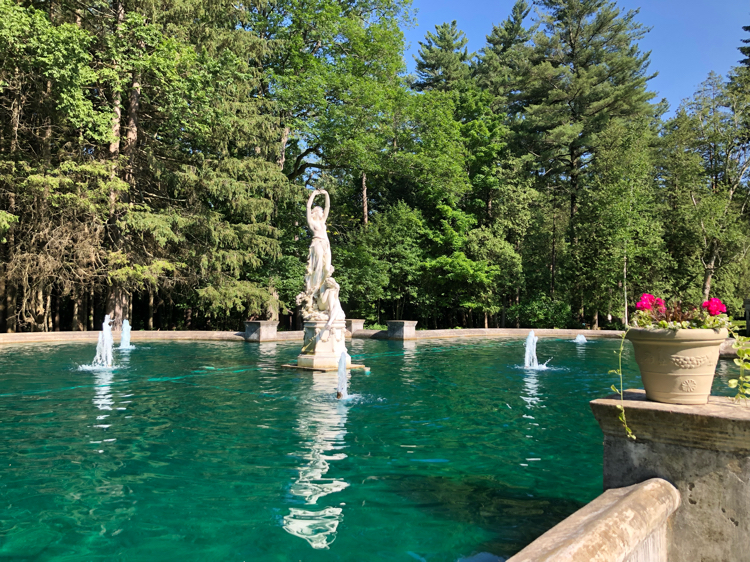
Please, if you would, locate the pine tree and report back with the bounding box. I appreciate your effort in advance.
[413,21,472,92]
[475,0,532,107]
[739,24,750,67]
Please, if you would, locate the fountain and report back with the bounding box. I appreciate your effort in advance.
[574,334,587,344]
[91,314,114,368]
[524,330,539,369]
[119,319,135,350]
[336,352,349,400]
[524,330,551,370]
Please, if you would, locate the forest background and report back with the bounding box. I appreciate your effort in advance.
[2,0,750,333]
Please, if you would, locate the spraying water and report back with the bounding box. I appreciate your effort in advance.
[336,352,349,400]
[574,334,587,344]
[524,331,539,369]
[523,330,552,370]
[92,314,114,368]
[119,319,134,350]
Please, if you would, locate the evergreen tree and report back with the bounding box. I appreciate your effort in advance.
[413,20,472,92]
[739,24,750,67]
[475,0,532,109]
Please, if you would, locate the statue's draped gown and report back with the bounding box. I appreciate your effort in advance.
[305,228,333,298]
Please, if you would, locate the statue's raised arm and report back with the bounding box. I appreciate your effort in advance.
[321,190,330,222]
[306,189,318,227]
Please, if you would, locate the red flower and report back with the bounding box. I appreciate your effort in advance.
[636,293,657,311]
[702,298,727,316]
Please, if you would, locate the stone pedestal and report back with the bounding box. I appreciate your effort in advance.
[590,389,750,562]
[387,320,418,340]
[346,319,365,334]
[296,320,350,371]
[244,320,278,342]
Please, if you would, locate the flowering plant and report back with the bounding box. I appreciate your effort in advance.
[612,293,746,440]
[631,293,731,331]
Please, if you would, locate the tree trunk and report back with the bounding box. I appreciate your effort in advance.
[278,126,290,170]
[87,287,94,330]
[72,292,84,331]
[362,172,368,225]
[550,206,556,297]
[148,289,154,330]
[108,286,128,329]
[10,68,20,154]
[42,80,52,163]
[5,284,16,333]
[593,309,599,330]
[0,269,5,332]
[53,290,60,331]
[72,297,79,331]
[484,311,488,329]
[702,242,720,302]
[44,290,51,332]
[124,69,141,187]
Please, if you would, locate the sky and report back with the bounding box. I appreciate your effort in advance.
[402,0,749,115]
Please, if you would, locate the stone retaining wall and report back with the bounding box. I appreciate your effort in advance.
[507,478,680,562]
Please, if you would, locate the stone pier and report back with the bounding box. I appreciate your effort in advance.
[590,390,750,562]
[346,319,365,334]
[387,320,418,340]
[244,320,278,342]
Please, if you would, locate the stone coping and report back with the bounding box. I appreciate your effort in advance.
[0,327,624,345]
[507,478,679,562]
[352,328,625,340]
[591,389,750,454]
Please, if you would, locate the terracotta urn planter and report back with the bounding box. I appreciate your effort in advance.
[626,327,728,405]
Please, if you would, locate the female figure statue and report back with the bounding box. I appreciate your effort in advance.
[296,189,334,318]
[318,277,346,331]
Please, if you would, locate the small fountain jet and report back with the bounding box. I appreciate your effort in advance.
[92,315,114,368]
[336,351,349,400]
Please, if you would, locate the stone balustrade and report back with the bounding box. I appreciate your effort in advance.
[507,478,679,562]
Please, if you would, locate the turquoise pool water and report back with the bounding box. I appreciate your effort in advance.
[0,337,739,561]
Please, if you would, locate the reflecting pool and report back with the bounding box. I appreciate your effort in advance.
[0,338,739,561]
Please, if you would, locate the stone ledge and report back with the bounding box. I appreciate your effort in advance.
[507,478,679,562]
[591,389,750,454]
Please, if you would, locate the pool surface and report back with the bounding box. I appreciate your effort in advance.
[0,337,739,561]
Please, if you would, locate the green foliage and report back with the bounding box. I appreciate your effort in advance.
[413,20,472,92]
[507,295,572,329]
[4,0,750,336]
[729,332,750,401]
[610,330,636,440]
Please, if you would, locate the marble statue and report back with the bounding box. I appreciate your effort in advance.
[294,189,350,370]
[296,189,343,323]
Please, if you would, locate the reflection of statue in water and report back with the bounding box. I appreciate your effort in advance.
[296,189,344,324]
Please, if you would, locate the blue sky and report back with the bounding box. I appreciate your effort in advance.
[402,0,749,115]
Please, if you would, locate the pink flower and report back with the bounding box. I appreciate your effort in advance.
[636,293,657,311]
[702,298,727,316]
[654,297,666,313]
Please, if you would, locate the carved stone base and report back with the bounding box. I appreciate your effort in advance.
[296,320,350,370]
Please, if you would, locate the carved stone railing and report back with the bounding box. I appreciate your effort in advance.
[507,478,680,562]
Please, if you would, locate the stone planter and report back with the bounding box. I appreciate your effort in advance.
[626,328,728,405]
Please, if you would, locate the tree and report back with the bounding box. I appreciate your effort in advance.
[413,20,472,92]
[660,73,750,302]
